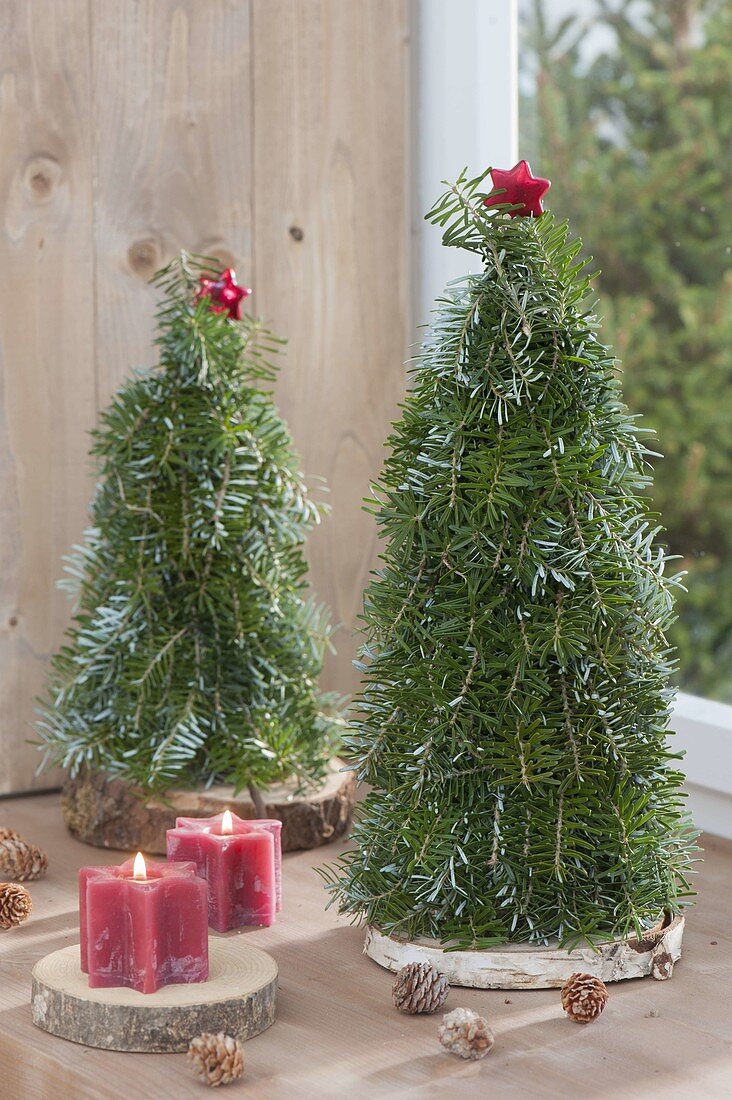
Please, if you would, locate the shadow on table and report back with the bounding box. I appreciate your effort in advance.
[0,909,79,958]
[267,922,727,1100]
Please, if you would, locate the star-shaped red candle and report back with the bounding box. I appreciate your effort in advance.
[196,268,251,320]
[483,160,551,218]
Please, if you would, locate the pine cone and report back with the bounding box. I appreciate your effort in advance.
[438,1007,494,1060]
[561,972,609,1024]
[392,961,449,1014]
[187,1032,245,1087]
[0,827,21,842]
[0,882,32,929]
[0,834,48,882]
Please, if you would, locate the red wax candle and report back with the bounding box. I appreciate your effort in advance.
[166,811,281,932]
[79,854,208,994]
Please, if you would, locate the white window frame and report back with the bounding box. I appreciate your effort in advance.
[414,0,732,839]
[673,695,732,838]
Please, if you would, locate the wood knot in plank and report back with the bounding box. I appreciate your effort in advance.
[24,156,62,202]
[127,238,161,275]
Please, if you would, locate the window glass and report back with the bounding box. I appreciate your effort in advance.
[519,0,732,701]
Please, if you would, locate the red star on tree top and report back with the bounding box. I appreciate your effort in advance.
[196,268,252,320]
[483,161,551,218]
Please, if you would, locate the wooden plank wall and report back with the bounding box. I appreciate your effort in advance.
[0,0,410,794]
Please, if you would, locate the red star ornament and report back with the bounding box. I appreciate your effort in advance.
[483,161,551,218]
[197,268,251,320]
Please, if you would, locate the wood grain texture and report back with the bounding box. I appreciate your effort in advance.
[90,0,254,405]
[0,0,410,794]
[0,795,730,1099]
[61,758,356,854]
[32,938,277,1051]
[252,0,411,697]
[0,1,96,794]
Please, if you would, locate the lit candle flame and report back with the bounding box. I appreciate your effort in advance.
[133,851,147,880]
[221,809,233,835]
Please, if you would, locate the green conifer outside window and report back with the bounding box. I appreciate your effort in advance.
[323,168,696,947]
[38,254,342,794]
[521,0,732,701]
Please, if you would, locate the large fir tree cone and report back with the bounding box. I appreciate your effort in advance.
[61,760,356,854]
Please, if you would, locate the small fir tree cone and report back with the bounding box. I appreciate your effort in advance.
[561,972,609,1024]
[392,961,449,1014]
[0,882,32,929]
[0,827,21,842]
[187,1032,245,1087]
[0,834,48,882]
[438,1007,494,1060]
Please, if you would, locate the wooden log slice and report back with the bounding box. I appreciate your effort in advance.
[62,757,356,854]
[31,937,277,1052]
[364,912,685,989]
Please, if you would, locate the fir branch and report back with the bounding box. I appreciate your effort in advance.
[323,172,697,948]
[37,251,345,793]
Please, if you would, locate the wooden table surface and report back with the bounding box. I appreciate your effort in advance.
[0,793,730,1099]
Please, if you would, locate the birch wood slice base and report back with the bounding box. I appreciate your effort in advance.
[365,913,685,989]
[31,937,277,1052]
[62,757,356,854]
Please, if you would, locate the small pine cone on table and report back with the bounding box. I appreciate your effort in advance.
[561,972,609,1024]
[392,961,449,1014]
[0,833,48,882]
[187,1032,245,1087]
[0,882,33,929]
[0,827,21,842]
[438,1007,494,1060]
